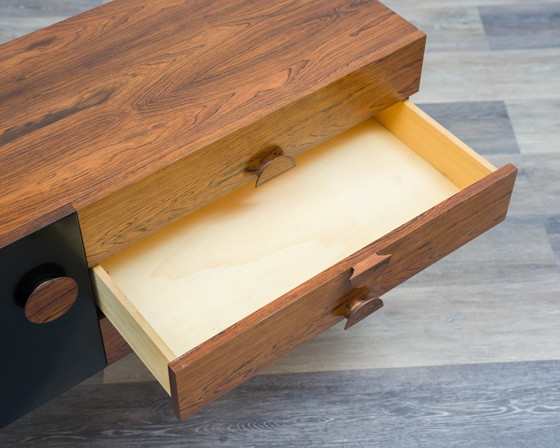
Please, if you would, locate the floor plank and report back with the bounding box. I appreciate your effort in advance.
[490,153,560,216]
[414,48,560,103]
[418,101,519,155]
[0,16,62,44]
[387,7,488,53]
[0,0,101,44]
[507,99,560,155]
[1,361,559,447]
[480,3,560,50]
[545,215,560,264]
[385,0,560,8]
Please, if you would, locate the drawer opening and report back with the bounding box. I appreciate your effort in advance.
[93,101,497,393]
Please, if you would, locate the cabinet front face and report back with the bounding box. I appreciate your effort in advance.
[92,101,517,420]
[0,212,106,429]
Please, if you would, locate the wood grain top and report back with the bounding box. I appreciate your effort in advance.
[0,0,422,248]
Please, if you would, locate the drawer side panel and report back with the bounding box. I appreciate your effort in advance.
[92,265,175,393]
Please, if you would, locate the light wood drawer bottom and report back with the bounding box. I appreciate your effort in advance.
[92,101,516,420]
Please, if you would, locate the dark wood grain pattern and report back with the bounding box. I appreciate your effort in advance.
[168,164,517,420]
[0,0,425,260]
[98,313,131,365]
[78,35,425,265]
[24,276,78,324]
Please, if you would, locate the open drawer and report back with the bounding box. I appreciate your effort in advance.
[92,101,517,420]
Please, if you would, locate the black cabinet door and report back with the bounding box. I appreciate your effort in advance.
[0,211,106,428]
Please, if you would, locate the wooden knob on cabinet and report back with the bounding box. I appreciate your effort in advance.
[24,277,78,324]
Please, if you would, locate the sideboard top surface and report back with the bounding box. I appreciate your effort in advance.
[0,0,422,248]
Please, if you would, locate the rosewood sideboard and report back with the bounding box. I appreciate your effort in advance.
[0,0,517,427]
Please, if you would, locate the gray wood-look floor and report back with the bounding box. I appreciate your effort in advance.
[1,1,559,446]
[2,361,560,448]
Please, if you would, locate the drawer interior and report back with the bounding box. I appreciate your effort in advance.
[93,101,496,393]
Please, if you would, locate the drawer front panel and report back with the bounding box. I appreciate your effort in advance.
[168,163,517,420]
[79,36,425,266]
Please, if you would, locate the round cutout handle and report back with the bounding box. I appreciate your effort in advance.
[24,277,78,324]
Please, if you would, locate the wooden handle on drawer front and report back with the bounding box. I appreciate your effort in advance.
[245,145,296,187]
[349,253,391,290]
[256,154,296,187]
[344,296,384,330]
[344,253,391,329]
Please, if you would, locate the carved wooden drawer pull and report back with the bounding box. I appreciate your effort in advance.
[345,297,384,330]
[256,154,296,187]
[345,253,392,329]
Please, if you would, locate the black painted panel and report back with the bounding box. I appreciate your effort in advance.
[0,210,106,428]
